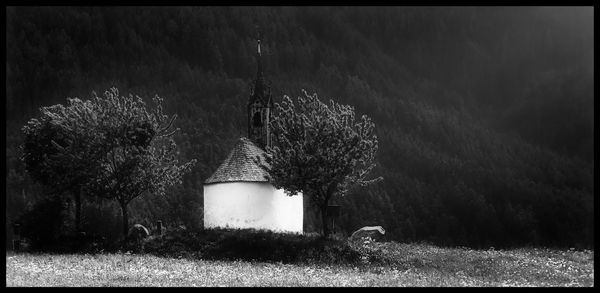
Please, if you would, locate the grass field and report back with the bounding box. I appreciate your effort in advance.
[6,242,594,287]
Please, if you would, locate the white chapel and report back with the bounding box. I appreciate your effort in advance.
[202,38,303,233]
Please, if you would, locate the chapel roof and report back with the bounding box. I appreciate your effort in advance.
[204,137,271,184]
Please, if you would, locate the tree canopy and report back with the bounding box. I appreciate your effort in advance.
[21,95,112,228]
[21,88,196,237]
[84,88,196,236]
[263,90,381,237]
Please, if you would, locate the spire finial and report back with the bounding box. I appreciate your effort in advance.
[256,25,262,56]
[255,26,263,79]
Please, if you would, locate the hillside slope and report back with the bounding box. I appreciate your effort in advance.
[5,6,593,248]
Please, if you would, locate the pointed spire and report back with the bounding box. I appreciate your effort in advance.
[256,29,263,80]
[248,27,273,150]
[253,28,265,97]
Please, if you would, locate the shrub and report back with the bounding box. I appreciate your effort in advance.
[143,228,361,264]
[80,200,123,249]
[16,195,124,253]
[17,195,75,251]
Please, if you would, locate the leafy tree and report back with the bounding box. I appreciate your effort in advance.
[84,88,196,237]
[21,97,108,230]
[262,90,382,237]
[22,88,195,239]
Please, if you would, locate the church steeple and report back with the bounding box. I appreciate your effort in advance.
[248,30,272,149]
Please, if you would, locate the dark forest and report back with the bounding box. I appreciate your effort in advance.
[5,6,593,249]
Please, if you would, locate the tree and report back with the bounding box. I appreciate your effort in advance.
[21,97,108,230]
[84,88,196,237]
[22,88,195,239]
[261,90,382,237]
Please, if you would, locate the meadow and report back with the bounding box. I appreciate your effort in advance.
[6,242,594,287]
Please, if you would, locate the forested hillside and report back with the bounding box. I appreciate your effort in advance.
[6,6,593,248]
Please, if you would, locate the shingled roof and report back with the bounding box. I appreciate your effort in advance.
[204,137,271,184]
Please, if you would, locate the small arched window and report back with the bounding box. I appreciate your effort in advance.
[253,112,262,127]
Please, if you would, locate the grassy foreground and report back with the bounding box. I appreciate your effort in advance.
[6,242,594,287]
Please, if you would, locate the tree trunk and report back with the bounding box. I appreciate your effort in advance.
[321,204,330,238]
[121,202,129,238]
